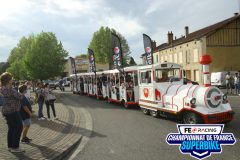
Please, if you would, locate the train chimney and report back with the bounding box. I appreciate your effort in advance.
[199,54,212,87]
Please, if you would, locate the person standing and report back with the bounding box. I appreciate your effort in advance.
[225,72,233,94]
[19,85,33,144]
[36,83,45,120]
[44,83,57,120]
[234,73,239,94]
[0,72,25,153]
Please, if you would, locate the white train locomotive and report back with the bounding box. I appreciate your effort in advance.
[70,60,234,124]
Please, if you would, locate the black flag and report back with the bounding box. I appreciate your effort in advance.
[69,57,77,74]
[143,34,153,65]
[111,33,123,70]
[88,48,96,73]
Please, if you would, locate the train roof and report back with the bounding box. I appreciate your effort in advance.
[138,62,182,70]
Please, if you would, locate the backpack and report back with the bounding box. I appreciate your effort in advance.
[37,90,45,102]
[0,93,5,106]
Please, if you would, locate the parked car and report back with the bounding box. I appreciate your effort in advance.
[63,77,71,87]
[211,71,238,88]
[43,80,57,89]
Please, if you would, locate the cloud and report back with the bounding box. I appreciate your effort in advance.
[0,0,238,63]
[100,15,146,37]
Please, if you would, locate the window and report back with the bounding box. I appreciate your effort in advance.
[174,53,178,63]
[156,55,159,63]
[155,69,181,83]
[134,72,138,86]
[161,56,164,63]
[140,70,152,83]
[169,54,173,62]
[194,70,200,82]
[179,52,183,63]
[193,49,199,62]
[165,55,168,61]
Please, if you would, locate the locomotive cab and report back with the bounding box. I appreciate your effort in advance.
[138,62,234,124]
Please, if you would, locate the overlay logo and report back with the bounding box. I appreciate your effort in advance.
[166,124,236,160]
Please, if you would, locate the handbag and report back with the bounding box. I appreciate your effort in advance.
[47,93,56,101]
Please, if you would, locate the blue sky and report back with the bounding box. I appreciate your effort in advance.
[0,0,239,63]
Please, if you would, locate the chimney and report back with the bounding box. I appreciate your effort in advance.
[152,40,156,50]
[185,26,189,37]
[167,31,173,44]
[234,12,239,16]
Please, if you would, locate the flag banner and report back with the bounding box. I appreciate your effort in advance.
[143,34,153,65]
[69,57,77,74]
[88,48,96,73]
[111,33,123,69]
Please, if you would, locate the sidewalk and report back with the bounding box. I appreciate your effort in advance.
[0,94,82,160]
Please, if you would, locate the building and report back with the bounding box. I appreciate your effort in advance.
[153,13,240,84]
[66,56,109,76]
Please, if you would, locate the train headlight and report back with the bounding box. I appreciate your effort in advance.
[222,94,227,100]
[222,94,228,103]
[190,98,196,105]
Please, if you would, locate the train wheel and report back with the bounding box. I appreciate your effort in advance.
[142,108,150,115]
[183,112,203,124]
[150,110,159,118]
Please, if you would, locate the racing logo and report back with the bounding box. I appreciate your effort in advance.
[143,88,149,98]
[114,47,120,54]
[166,124,236,160]
[145,47,151,53]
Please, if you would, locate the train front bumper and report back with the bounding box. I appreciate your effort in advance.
[203,111,235,124]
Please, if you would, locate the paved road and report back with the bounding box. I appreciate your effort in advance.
[61,90,240,160]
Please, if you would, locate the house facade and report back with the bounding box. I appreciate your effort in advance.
[153,13,240,84]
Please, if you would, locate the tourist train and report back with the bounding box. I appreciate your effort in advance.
[70,60,234,124]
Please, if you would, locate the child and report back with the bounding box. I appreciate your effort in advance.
[19,85,33,143]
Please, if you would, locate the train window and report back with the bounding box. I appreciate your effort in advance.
[134,72,138,86]
[140,70,152,84]
[155,69,181,83]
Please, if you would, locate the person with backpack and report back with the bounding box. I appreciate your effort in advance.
[36,82,45,120]
[0,72,25,153]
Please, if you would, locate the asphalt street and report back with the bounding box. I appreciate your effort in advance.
[60,89,240,160]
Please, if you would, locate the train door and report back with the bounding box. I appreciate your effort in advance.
[119,75,126,101]
[83,75,88,94]
[101,73,108,99]
[139,69,154,101]
[133,71,139,102]
[88,76,94,96]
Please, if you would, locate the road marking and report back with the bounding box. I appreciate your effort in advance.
[68,107,93,160]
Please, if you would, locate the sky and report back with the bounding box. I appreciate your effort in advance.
[0,0,239,64]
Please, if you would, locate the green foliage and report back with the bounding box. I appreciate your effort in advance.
[6,60,27,80]
[24,32,68,80]
[0,62,10,75]
[6,32,68,80]
[89,26,131,67]
[76,54,88,59]
[128,57,137,66]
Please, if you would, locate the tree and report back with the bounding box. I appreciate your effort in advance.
[128,57,137,66]
[76,54,88,59]
[24,32,68,80]
[89,26,131,68]
[6,60,27,80]
[0,62,10,75]
[6,35,34,80]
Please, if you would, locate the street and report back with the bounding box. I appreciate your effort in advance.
[60,89,240,160]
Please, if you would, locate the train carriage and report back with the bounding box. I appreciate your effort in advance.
[104,66,139,108]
